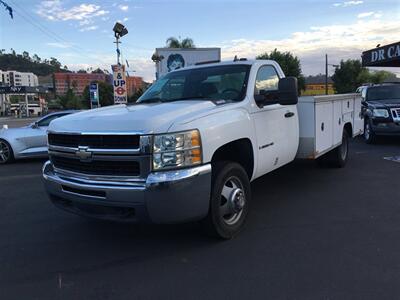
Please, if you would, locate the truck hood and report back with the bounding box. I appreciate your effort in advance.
[367,99,400,109]
[49,101,218,134]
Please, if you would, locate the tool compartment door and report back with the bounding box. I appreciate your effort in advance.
[315,101,333,155]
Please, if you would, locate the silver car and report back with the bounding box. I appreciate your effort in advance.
[0,111,76,164]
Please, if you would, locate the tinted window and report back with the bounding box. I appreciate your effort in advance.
[38,113,68,127]
[139,65,250,102]
[367,85,400,101]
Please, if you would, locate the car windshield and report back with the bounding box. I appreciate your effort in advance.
[138,64,251,103]
[366,85,400,101]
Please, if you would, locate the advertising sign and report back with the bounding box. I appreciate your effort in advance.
[89,82,100,109]
[362,41,400,67]
[112,64,127,104]
[154,48,221,78]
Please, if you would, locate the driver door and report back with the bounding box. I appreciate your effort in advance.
[251,65,296,178]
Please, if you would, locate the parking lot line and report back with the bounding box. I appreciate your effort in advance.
[0,174,41,181]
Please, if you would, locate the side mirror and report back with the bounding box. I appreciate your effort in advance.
[31,122,39,129]
[278,77,298,105]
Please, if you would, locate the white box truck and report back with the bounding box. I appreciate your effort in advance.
[43,59,363,239]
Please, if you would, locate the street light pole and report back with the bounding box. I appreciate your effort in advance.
[114,34,121,65]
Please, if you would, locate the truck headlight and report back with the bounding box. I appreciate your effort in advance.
[152,130,202,170]
[373,109,389,118]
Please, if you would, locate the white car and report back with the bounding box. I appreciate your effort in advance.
[0,111,76,164]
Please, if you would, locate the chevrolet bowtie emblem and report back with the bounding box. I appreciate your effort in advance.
[75,146,92,161]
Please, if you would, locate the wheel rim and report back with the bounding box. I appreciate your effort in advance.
[365,123,370,140]
[219,176,246,226]
[340,134,348,160]
[0,141,10,163]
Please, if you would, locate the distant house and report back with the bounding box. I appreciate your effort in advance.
[303,74,335,96]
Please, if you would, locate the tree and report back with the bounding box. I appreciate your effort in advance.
[82,81,114,107]
[332,59,364,93]
[58,89,83,109]
[77,69,87,73]
[128,88,144,103]
[91,68,104,74]
[166,37,195,48]
[257,48,305,93]
[49,57,61,69]
[22,51,30,61]
[32,54,41,63]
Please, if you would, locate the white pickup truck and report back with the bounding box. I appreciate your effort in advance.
[43,60,363,239]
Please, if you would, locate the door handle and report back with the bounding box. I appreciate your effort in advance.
[285,112,295,118]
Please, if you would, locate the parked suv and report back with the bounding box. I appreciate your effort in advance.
[361,83,400,143]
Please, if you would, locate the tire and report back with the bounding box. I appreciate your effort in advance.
[364,120,376,144]
[330,129,349,168]
[316,130,349,168]
[0,139,14,164]
[201,162,251,239]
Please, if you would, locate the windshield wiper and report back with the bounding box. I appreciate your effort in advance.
[136,98,165,104]
[163,96,212,102]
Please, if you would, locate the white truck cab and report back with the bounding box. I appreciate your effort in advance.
[43,60,362,239]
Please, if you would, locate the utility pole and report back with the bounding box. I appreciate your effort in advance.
[325,54,328,95]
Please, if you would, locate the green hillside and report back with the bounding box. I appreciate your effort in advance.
[0,50,69,76]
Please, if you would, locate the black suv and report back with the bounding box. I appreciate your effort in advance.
[361,83,400,143]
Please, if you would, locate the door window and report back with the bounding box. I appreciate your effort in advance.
[254,65,279,105]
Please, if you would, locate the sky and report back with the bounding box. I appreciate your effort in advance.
[0,0,399,81]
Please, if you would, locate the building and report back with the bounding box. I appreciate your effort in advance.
[126,76,144,96]
[0,70,39,87]
[53,72,107,96]
[303,75,335,96]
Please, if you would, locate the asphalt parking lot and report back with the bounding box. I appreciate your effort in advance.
[1,137,400,300]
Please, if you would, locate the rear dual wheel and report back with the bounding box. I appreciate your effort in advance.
[317,130,349,168]
[202,162,251,239]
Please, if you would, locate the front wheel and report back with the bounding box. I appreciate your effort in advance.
[0,139,14,164]
[202,162,251,239]
[364,120,376,144]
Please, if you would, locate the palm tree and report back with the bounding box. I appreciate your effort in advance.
[166,37,195,48]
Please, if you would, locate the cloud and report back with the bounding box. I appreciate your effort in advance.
[217,19,400,75]
[119,5,129,11]
[357,12,374,18]
[79,25,98,32]
[123,17,129,22]
[333,1,363,7]
[46,42,72,48]
[358,11,382,18]
[37,1,109,23]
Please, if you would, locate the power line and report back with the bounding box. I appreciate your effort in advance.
[7,0,111,66]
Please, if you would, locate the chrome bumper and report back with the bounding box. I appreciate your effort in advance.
[43,161,212,223]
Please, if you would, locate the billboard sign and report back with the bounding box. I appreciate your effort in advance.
[89,82,100,109]
[112,64,127,104]
[362,41,400,67]
[155,48,221,78]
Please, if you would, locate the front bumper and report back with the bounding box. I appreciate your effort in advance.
[43,161,212,224]
[371,121,400,135]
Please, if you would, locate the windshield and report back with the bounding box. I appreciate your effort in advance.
[138,64,251,103]
[366,85,400,101]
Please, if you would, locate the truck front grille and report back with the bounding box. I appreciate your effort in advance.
[51,156,140,176]
[391,108,400,121]
[48,133,140,149]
